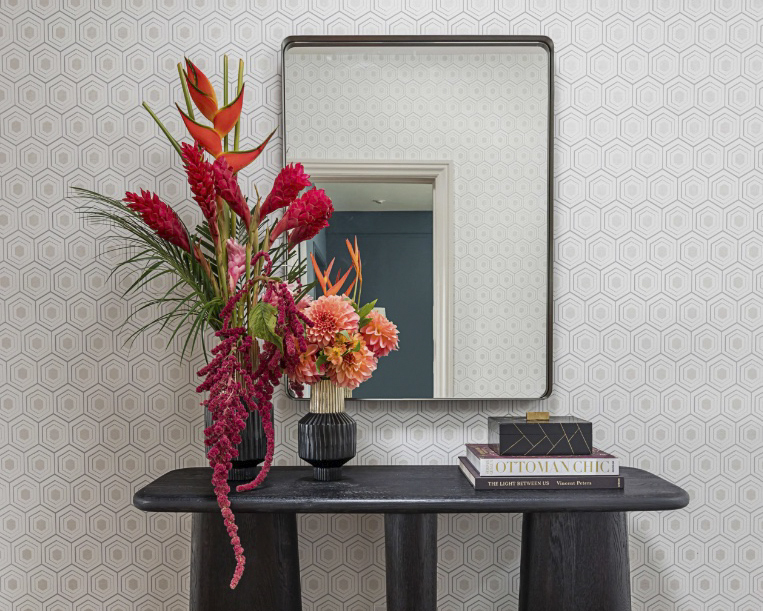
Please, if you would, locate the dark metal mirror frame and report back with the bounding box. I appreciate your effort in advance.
[281,35,554,401]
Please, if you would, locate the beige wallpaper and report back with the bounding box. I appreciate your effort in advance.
[1,1,762,610]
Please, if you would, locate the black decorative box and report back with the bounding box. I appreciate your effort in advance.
[488,416,593,456]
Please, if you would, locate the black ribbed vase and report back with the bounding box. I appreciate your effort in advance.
[204,404,268,481]
[298,380,356,481]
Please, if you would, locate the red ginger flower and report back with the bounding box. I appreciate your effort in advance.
[124,190,190,252]
[261,163,312,217]
[270,188,333,248]
[213,157,250,229]
[181,142,218,242]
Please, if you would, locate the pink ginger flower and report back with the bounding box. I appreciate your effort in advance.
[260,163,312,217]
[213,157,250,229]
[360,310,400,358]
[270,188,333,248]
[303,295,359,348]
[124,189,190,252]
[226,238,246,293]
[328,337,377,389]
[181,141,218,243]
[297,293,313,312]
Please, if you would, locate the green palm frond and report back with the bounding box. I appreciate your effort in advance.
[74,187,224,360]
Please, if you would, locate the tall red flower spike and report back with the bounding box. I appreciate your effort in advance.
[124,189,190,252]
[270,188,334,248]
[260,162,312,217]
[181,142,218,243]
[213,157,250,229]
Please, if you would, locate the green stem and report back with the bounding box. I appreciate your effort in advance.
[223,54,229,152]
[142,102,182,157]
[234,58,244,151]
[177,63,195,120]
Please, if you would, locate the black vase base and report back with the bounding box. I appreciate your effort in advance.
[227,461,263,482]
[313,466,343,481]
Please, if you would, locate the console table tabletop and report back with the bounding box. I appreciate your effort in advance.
[134,466,689,611]
[134,465,688,513]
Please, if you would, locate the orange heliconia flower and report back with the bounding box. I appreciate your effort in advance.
[178,58,275,173]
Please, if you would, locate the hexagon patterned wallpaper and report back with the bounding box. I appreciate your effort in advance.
[1,1,762,610]
[284,48,549,398]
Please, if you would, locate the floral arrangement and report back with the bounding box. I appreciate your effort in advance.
[75,56,332,588]
[290,238,399,389]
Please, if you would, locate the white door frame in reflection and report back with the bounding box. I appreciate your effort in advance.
[300,160,455,398]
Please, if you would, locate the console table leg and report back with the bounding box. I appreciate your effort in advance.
[190,512,302,611]
[518,511,631,611]
[384,513,437,611]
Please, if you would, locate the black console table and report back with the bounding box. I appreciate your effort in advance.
[133,466,688,611]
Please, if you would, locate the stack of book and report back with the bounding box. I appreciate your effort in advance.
[459,414,623,491]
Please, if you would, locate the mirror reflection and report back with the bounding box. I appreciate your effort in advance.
[284,39,553,399]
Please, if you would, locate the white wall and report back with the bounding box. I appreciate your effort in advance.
[1,1,761,609]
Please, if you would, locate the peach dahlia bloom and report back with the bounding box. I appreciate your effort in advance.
[329,338,377,389]
[291,344,322,385]
[360,310,399,358]
[304,295,359,347]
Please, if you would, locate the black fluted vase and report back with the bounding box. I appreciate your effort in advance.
[298,379,356,481]
[204,402,268,481]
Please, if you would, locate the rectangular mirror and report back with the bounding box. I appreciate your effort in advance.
[282,36,553,400]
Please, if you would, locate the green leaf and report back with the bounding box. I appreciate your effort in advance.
[249,301,283,353]
[358,317,371,330]
[357,300,377,319]
[315,353,328,370]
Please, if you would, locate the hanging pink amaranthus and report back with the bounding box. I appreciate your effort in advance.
[196,252,311,589]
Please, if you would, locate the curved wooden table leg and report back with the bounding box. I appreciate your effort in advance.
[384,513,437,611]
[190,513,302,611]
[519,511,631,611]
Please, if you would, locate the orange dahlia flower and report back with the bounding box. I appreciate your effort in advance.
[361,310,399,358]
[329,338,377,389]
[292,344,322,385]
[304,295,359,348]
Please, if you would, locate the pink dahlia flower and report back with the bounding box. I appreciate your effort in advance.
[329,338,377,389]
[226,238,246,293]
[304,295,359,348]
[291,344,322,385]
[125,190,190,252]
[260,163,312,217]
[360,310,400,358]
[270,188,333,248]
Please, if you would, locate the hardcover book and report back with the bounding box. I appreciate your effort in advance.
[459,457,624,491]
[488,415,593,456]
[466,444,619,477]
